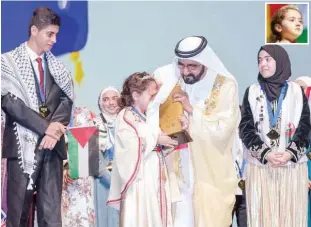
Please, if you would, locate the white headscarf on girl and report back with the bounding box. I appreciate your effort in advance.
[97,86,120,123]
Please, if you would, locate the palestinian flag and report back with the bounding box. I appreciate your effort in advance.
[266,3,309,43]
[67,126,100,179]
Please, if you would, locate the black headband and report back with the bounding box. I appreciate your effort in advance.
[174,36,208,58]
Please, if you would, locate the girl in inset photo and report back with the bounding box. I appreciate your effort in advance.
[268,5,305,43]
[240,45,310,226]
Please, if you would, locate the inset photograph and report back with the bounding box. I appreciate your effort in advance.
[265,2,309,44]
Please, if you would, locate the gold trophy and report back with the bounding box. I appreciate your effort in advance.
[159,83,193,146]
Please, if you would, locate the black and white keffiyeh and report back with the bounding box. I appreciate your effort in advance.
[1,42,74,189]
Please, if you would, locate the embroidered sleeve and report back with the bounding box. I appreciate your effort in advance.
[249,143,271,164]
[286,141,307,163]
[286,88,310,162]
[114,109,141,187]
[239,87,271,164]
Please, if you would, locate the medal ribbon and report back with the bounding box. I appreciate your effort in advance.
[235,159,246,178]
[261,82,288,128]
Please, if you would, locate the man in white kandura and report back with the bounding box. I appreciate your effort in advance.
[147,35,240,227]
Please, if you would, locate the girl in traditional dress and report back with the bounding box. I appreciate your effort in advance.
[93,87,120,227]
[61,107,96,227]
[239,45,310,227]
[107,72,186,227]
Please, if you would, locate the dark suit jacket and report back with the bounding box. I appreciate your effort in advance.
[1,63,73,160]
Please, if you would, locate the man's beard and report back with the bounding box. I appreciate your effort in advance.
[182,66,205,84]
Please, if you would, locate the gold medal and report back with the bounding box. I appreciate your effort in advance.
[307,152,311,161]
[39,105,50,118]
[238,179,245,190]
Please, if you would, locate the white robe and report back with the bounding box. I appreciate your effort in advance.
[107,108,173,227]
[148,37,240,226]
[182,69,240,227]
[147,62,239,227]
